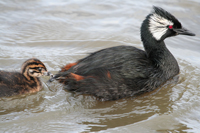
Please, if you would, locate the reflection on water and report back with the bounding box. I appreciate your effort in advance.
[0,0,200,132]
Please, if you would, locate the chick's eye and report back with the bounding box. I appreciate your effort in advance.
[38,67,42,71]
[168,25,173,29]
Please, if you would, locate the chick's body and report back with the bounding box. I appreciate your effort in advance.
[0,71,42,97]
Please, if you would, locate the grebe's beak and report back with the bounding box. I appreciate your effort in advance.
[48,71,71,83]
[43,71,54,77]
[174,27,195,36]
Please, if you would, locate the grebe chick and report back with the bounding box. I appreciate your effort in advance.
[0,58,51,97]
[49,6,195,101]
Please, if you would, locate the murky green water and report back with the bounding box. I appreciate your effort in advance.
[0,0,200,132]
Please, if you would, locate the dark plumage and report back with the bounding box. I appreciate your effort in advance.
[49,6,195,101]
[0,58,51,97]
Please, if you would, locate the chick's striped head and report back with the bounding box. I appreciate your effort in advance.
[21,58,48,77]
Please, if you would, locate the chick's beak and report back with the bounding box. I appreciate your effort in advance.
[173,27,195,36]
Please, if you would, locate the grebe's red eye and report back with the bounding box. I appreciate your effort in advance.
[168,25,173,29]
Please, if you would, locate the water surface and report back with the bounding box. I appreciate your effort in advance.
[0,0,200,132]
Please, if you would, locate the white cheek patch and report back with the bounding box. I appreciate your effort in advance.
[149,13,174,40]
